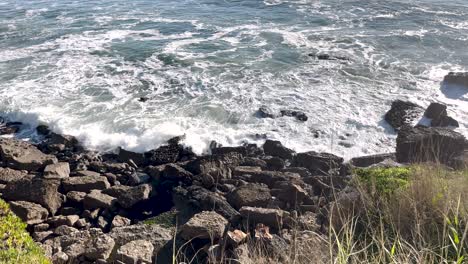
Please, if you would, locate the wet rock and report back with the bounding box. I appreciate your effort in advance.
[162,164,193,181]
[239,207,287,230]
[173,185,239,223]
[36,125,51,135]
[292,151,344,175]
[424,102,447,119]
[83,190,117,210]
[0,167,27,184]
[62,175,110,193]
[48,133,79,148]
[9,201,48,225]
[118,147,146,166]
[384,100,424,131]
[263,140,294,160]
[103,184,152,209]
[240,157,268,168]
[443,72,468,88]
[280,110,308,121]
[0,138,58,171]
[227,183,271,210]
[127,172,151,186]
[350,153,396,167]
[257,106,276,118]
[396,126,467,166]
[3,175,63,215]
[179,211,228,240]
[116,239,154,264]
[144,144,181,166]
[43,162,70,179]
[432,115,459,127]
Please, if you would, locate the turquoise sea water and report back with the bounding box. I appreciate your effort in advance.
[0,0,467,158]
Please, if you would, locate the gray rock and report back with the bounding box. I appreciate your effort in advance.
[115,239,154,264]
[48,215,80,227]
[0,138,57,171]
[54,225,79,236]
[75,170,101,177]
[83,190,117,210]
[179,211,228,240]
[34,223,50,232]
[3,175,63,215]
[66,191,87,204]
[232,166,262,177]
[33,231,54,242]
[227,184,271,210]
[9,201,48,225]
[396,127,466,166]
[350,153,396,168]
[127,172,151,186]
[292,151,344,175]
[62,175,110,193]
[111,215,131,228]
[0,167,27,184]
[43,162,70,179]
[110,224,173,255]
[102,184,152,209]
[51,252,69,264]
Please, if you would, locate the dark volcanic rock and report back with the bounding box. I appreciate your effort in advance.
[43,162,70,179]
[9,201,49,225]
[179,211,228,240]
[384,100,424,131]
[280,110,308,121]
[0,138,58,171]
[173,185,239,224]
[239,206,287,230]
[350,153,396,168]
[396,126,467,165]
[432,115,459,128]
[443,72,468,88]
[226,183,271,210]
[424,102,447,119]
[263,140,294,160]
[83,190,117,210]
[292,152,344,175]
[118,148,146,166]
[257,106,276,118]
[144,145,181,166]
[3,175,63,215]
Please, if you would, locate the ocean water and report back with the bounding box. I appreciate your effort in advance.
[0,0,467,159]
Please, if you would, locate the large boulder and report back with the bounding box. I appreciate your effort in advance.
[43,162,70,179]
[443,72,468,88]
[0,138,57,171]
[144,144,181,166]
[103,184,152,209]
[179,211,228,240]
[263,140,294,160]
[0,167,27,184]
[384,100,424,131]
[9,201,49,225]
[424,102,447,119]
[118,148,146,166]
[62,175,110,193]
[3,175,63,215]
[226,184,271,210]
[292,152,344,175]
[396,127,467,165]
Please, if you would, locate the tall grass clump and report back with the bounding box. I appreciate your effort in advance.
[330,164,468,264]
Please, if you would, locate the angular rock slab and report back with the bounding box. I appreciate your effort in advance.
[179,211,228,240]
[9,201,48,225]
[0,138,57,171]
[115,239,154,264]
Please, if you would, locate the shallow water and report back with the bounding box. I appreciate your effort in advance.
[0,0,467,158]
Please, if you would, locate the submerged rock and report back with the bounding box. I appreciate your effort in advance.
[280,110,308,121]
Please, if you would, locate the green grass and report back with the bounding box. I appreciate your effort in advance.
[354,166,411,195]
[143,209,177,228]
[0,199,50,264]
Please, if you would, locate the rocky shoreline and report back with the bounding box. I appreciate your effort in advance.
[0,74,467,264]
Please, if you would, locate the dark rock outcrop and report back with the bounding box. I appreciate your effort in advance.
[384,100,424,131]
[350,153,396,168]
[0,138,58,171]
[292,152,344,175]
[396,126,467,166]
[227,184,271,210]
[263,140,294,160]
[443,72,468,88]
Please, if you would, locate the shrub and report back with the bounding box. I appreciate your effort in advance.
[0,199,50,264]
